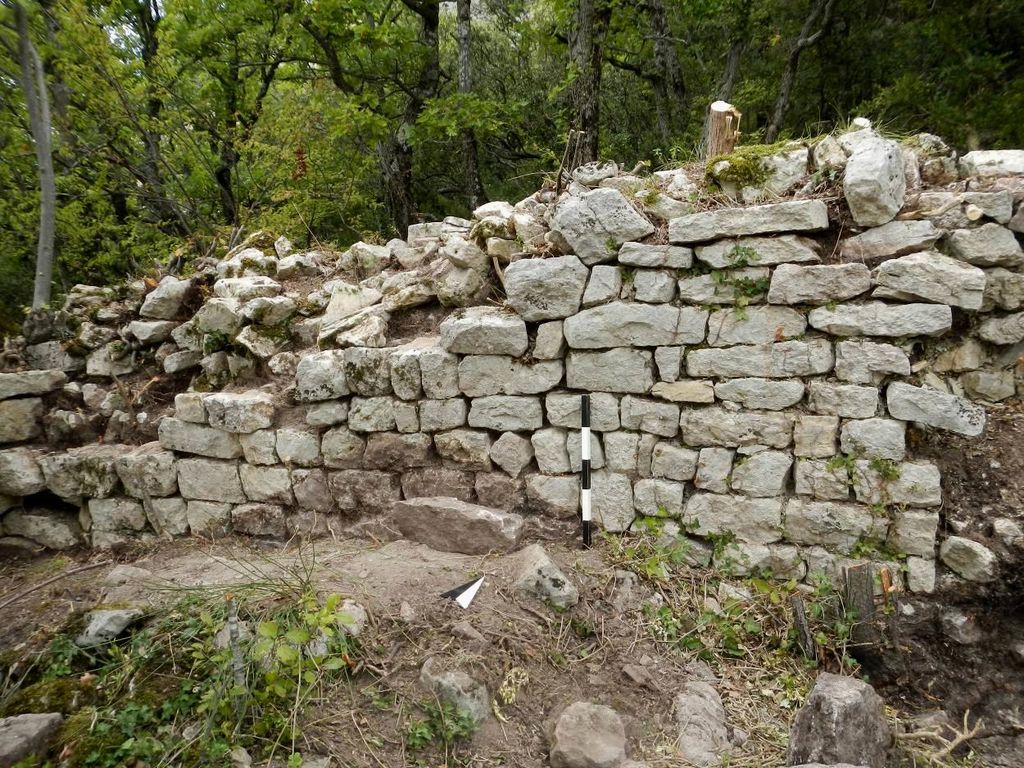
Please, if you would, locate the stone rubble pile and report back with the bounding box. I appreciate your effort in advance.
[2,123,1023,593]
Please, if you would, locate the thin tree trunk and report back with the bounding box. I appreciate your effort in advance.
[15,1,56,310]
[700,0,751,152]
[645,0,686,143]
[568,0,610,163]
[764,0,836,143]
[457,0,485,210]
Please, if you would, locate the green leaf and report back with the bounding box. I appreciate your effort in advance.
[258,621,279,638]
[276,644,299,664]
[285,627,311,644]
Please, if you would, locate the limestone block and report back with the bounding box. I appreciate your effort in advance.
[670,201,828,244]
[504,254,590,318]
[808,302,951,337]
[767,263,872,305]
[177,458,245,503]
[440,307,529,356]
[682,493,783,544]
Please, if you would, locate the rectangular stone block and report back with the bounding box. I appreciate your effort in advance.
[669,201,829,244]
[686,340,833,379]
[783,499,882,552]
[158,418,242,459]
[679,407,793,449]
[468,396,544,431]
[566,349,654,393]
[177,458,245,503]
[546,391,619,431]
[682,493,783,544]
[807,381,879,418]
[563,302,707,348]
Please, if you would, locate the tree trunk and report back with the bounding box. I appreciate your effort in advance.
[15,1,56,311]
[377,136,415,238]
[700,0,751,152]
[645,0,686,143]
[215,143,239,225]
[457,0,486,210]
[764,0,836,143]
[568,0,611,163]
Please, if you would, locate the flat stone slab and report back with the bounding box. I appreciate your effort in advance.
[669,200,828,244]
[389,497,524,555]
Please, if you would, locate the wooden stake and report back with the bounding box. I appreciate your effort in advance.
[703,101,742,160]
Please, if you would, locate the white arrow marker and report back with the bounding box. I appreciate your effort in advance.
[440,576,485,609]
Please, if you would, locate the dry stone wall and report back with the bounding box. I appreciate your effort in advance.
[2,125,1024,595]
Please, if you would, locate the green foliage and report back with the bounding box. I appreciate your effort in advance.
[404,700,477,766]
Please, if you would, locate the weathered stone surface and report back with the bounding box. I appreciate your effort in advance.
[548,701,627,768]
[535,321,566,359]
[289,469,334,512]
[144,496,188,536]
[551,187,655,265]
[680,407,793,448]
[489,432,534,477]
[504,255,591,319]
[348,397,397,432]
[961,370,1016,401]
[906,557,936,593]
[794,415,839,458]
[677,267,770,305]
[435,429,492,470]
[767,263,872,305]
[318,282,383,343]
[934,339,988,374]
[525,474,579,517]
[887,382,986,436]
[0,713,64,766]
[475,472,524,510]
[839,219,940,261]
[177,458,246,503]
[714,378,805,410]
[0,448,45,496]
[808,381,879,417]
[419,398,468,432]
[203,390,275,433]
[390,497,523,554]
[582,265,622,307]
[274,429,320,467]
[887,509,939,558]
[24,341,84,372]
[670,200,828,244]
[650,443,699,482]
[566,349,654,393]
[468,396,544,431]
[695,448,733,493]
[682,494,783,543]
[186,500,232,537]
[794,459,850,500]
[514,543,579,609]
[76,607,143,647]
[362,432,432,471]
[686,340,833,379]
[0,370,65,400]
[939,536,998,582]
[808,302,951,337]
[960,149,1024,177]
[342,347,392,396]
[174,392,207,423]
[633,269,677,303]
[655,347,682,381]
[633,478,684,517]
[873,251,986,309]
[115,443,177,498]
[420,657,489,726]
[618,242,693,268]
[947,223,1024,268]
[85,342,136,377]
[2,509,82,549]
[673,681,737,767]
[620,395,680,437]
[730,450,793,497]
[707,306,806,346]
[213,275,281,301]
[787,673,892,768]
[978,311,1024,345]
[852,460,942,507]
[694,234,821,268]
[840,418,906,461]
[589,471,634,531]
[844,135,906,226]
[546,391,620,431]
[38,445,129,500]
[401,467,474,502]
[305,401,349,428]
[982,268,1024,311]
[158,418,242,459]
[458,356,563,397]
[652,380,716,403]
[323,428,368,468]
[239,429,278,465]
[834,341,911,384]
[241,295,296,327]
[0,398,43,443]
[440,307,529,355]
[296,350,349,402]
[784,500,877,552]
[231,503,287,539]
[141,276,191,319]
[419,347,461,399]
[564,302,707,348]
[328,469,401,511]
[532,428,570,473]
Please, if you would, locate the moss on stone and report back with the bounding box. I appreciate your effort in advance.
[704,141,798,189]
[1,677,98,717]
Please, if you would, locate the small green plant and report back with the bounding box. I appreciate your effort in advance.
[868,457,901,482]
[726,245,760,268]
[404,701,477,765]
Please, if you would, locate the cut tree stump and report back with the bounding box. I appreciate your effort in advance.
[704,101,742,160]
